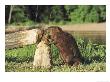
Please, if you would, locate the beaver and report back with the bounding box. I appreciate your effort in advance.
[46,26,83,66]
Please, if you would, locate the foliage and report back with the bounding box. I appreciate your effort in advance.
[76,37,106,63]
[50,44,63,65]
[69,6,106,23]
[11,20,36,26]
[11,6,29,23]
[5,5,106,25]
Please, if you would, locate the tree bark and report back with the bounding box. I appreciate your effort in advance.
[35,5,39,22]
[8,5,14,24]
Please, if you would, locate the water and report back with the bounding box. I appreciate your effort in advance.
[69,31,106,45]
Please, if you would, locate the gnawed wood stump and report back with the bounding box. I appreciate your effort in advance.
[5,28,43,49]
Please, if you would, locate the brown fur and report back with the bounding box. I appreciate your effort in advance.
[46,26,83,66]
[36,28,44,44]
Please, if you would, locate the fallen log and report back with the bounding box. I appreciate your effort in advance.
[5,28,42,49]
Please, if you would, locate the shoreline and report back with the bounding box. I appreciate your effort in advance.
[5,23,106,34]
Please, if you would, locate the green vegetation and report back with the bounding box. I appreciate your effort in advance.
[5,62,105,72]
[5,5,106,26]
[5,45,36,63]
[5,37,106,72]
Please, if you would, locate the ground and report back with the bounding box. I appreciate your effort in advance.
[5,62,106,72]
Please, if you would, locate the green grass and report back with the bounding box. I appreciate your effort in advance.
[5,45,36,63]
[5,37,106,72]
[5,62,105,72]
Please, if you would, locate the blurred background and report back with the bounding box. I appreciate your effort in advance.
[5,5,106,25]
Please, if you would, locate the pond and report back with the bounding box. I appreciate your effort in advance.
[69,31,106,45]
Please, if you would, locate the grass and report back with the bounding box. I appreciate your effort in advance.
[5,37,106,72]
[5,62,105,72]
